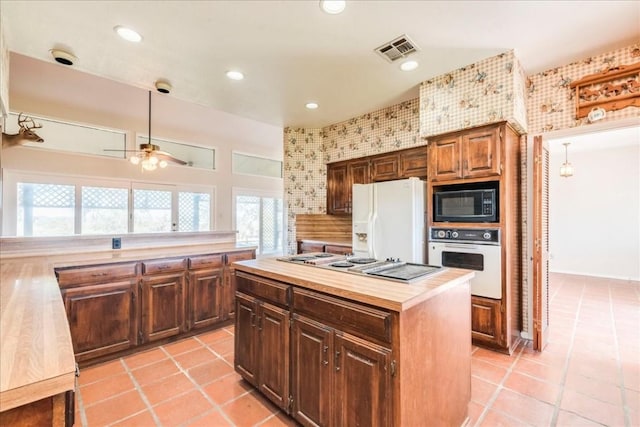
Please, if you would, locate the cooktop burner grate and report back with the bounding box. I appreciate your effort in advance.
[349,258,378,264]
[329,261,354,268]
[313,253,335,258]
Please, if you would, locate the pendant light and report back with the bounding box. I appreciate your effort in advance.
[560,142,573,177]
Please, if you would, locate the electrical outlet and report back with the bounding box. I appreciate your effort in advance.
[112,237,122,250]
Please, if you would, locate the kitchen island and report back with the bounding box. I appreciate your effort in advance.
[232,257,474,427]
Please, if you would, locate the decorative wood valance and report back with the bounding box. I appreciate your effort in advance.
[569,62,640,119]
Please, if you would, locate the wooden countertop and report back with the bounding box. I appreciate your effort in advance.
[233,258,474,312]
[0,243,253,412]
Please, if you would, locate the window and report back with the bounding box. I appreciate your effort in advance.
[17,183,75,236]
[234,189,284,256]
[136,135,215,170]
[82,186,128,234]
[232,152,283,178]
[3,171,215,236]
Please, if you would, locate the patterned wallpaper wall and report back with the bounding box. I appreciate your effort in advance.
[419,50,528,137]
[283,99,423,253]
[526,44,640,133]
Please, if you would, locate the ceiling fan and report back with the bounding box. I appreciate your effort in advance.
[105,90,187,171]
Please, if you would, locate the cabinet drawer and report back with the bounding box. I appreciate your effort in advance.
[292,288,391,344]
[226,250,255,264]
[189,254,224,270]
[236,271,289,307]
[299,241,324,253]
[142,258,187,275]
[56,262,138,288]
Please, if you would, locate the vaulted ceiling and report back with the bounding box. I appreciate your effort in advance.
[2,1,639,128]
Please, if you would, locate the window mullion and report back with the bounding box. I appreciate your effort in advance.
[75,185,82,234]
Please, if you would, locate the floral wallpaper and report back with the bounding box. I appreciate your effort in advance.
[283,99,422,253]
[419,50,528,138]
[526,44,640,133]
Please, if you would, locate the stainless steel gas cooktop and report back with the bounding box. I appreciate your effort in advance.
[277,253,444,283]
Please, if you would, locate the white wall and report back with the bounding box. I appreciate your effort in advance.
[549,140,640,281]
[1,53,283,233]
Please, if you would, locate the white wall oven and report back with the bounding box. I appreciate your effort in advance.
[428,227,501,299]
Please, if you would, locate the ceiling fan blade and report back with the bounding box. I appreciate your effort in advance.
[155,151,188,165]
[103,149,141,152]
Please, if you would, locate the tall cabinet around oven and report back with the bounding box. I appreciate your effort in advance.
[426,121,522,354]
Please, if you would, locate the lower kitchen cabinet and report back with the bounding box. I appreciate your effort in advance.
[223,250,256,319]
[62,280,138,362]
[140,272,186,343]
[235,291,290,411]
[471,295,503,348]
[290,315,391,427]
[334,333,391,427]
[188,268,223,329]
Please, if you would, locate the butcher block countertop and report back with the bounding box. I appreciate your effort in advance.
[0,242,253,413]
[233,258,475,312]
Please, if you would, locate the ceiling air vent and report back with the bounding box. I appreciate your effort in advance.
[375,34,419,62]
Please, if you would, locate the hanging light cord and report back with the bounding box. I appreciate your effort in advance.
[148,90,151,145]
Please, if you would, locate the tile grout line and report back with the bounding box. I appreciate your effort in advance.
[472,342,526,426]
[549,275,584,425]
[608,280,632,427]
[112,356,164,426]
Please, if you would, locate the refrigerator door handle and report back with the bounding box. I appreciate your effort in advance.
[369,213,377,259]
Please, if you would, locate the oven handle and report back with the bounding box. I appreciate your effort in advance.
[442,243,483,251]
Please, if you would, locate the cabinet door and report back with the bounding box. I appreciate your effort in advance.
[326,162,349,214]
[141,273,185,343]
[429,135,462,181]
[323,244,352,255]
[63,280,137,362]
[188,268,223,330]
[235,292,259,386]
[462,126,501,178]
[348,159,371,185]
[258,302,291,411]
[224,250,255,319]
[471,296,503,347]
[291,315,333,427]
[334,334,391,427]
[370,153,399,182]
[298,241,325,253]
[398,146,428,179]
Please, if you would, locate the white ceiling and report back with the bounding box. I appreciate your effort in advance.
[549,125,640,153]
[2,1,639,128]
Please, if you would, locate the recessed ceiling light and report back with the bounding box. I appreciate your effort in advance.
[50,49,76,66]
[400,60,419,71]
[305,102,319,110]
[114,26,142,43]
[226,70,244,81]
[320,0,346,14]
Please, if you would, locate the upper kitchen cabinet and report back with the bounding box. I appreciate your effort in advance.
[429,123,504,182]
[326,146,427,215]
[327,159,370,215]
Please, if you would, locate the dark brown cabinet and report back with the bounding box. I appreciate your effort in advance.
[223,250,256,319]
[326,159,371,214]
[62,280,138,362]
[429,124,501,182]
[297,240,352,255]
[57,262,139,362]
[326,146,427,215]
[471,296,503,347]
[235,272,291,411]
[291,315,333,427]
[56,250,254,365]
[334,333,391,427]
[298,241,325,253]
[188,254,224,330]
[140,272,185,343]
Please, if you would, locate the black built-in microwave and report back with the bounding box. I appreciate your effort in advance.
[433,185,498,223]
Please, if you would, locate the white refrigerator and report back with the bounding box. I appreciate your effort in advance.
[352,177,426,263]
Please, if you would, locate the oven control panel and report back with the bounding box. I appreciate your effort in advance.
[429,227,500,244]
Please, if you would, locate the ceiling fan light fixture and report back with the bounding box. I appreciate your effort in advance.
[159,160,168,168]
[114,25,143,43]
[320,0,346,14]
[129,155,140,165]
[305,102,319,110]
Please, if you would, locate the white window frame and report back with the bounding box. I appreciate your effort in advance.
[2,170,216,236]
[232,150,283,179]
[232,187,285,257]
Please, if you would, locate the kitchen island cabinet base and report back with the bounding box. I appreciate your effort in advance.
[0,391,73,427]
[233,260,473,426]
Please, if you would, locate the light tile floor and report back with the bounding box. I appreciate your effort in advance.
[74,273,639,426]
